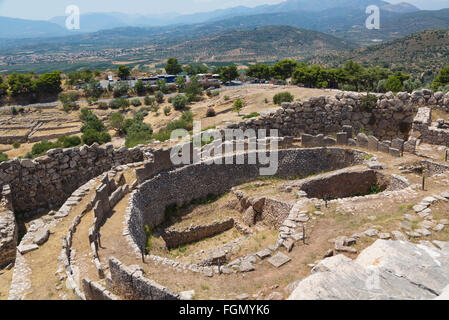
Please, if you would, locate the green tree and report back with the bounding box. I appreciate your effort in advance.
[271,59,298,80]
[83,79,102,98]
[172,94,188,110]
[246,64,270,81]
[165,57,183,75]
[35,71,62,96]
[175,77,186,92]
[117,66,130,80]
[220,65,239,83]
[0,77,8,97]
[185,76,203,102]
[432,66,449,90]
[7,73,35,97]
[134,79,146,96]
[384,76,403,93]
[233,98,243,115]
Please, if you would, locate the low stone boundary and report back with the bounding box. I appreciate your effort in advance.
[28,130,81,143]
[301,128,416,157]
[108,257,180,300]
[82,278,119,300]
[59,178,97,300]
[88,172,130,278]
[161,218,234,249]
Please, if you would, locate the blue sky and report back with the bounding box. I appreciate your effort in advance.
[0,0,447,20]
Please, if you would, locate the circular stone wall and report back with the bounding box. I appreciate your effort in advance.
[127,147,367,250]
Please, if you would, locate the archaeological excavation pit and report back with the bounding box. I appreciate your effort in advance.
[286,167,410,200]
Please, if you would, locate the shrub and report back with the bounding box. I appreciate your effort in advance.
[360,93,378,111]
[163,106,171,116]
[82,129,111,146]
[155,91,164,104]
[130,98,142,107]
[242,112,260,119]
[111,97,130,110]
[0,152,8,163]
[224,95,230,101]
[125,121,153,148]
[273,92,293,105]
[98,102,108,110]
[30,140,58,157]
[144,96,156,106]
[57,135,81,148]
[206,107,216,117]
[172,94,188,110]
[110,112,125,134]
[12,141,20,149]
[233,98,243,114]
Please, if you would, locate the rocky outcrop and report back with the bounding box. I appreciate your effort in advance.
[288,240,449,300]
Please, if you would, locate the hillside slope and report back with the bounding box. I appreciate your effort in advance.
[309,29,449,77]
[161,26,357,62]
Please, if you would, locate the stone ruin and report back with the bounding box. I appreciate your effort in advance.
[2,89,449,300]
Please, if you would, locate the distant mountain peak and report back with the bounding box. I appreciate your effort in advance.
[381,2,420,13]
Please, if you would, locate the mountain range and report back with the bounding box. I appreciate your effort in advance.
[0,0,421,39]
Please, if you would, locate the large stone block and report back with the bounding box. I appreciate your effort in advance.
[336,132,348,145]
[367,135,379,151]
[356,133,369,148]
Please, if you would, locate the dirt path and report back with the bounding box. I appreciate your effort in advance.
[20,179,99,300]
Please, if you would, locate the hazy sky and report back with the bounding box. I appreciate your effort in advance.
[0,0,447,20]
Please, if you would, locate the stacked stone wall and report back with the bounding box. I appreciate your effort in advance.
[162,218,235,249]
[228,90,449,141]
[108,257,179,300]
[0,143,143,213]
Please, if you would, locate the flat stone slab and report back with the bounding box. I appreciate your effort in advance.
[418,208,431,218]
[17,244,39,254]
[256,249,272,259]
[416,228,431,237]
[378,233,391,240]
[239,261,255,272]
[413,204,428,213]
[268,252,292,268]
[33,229,50,245]
[440,192,449,199]
[391,230,407,241]
[421,197,438,204]
[364,228,379,237]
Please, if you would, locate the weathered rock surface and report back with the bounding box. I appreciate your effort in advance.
[289,240,449,300]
